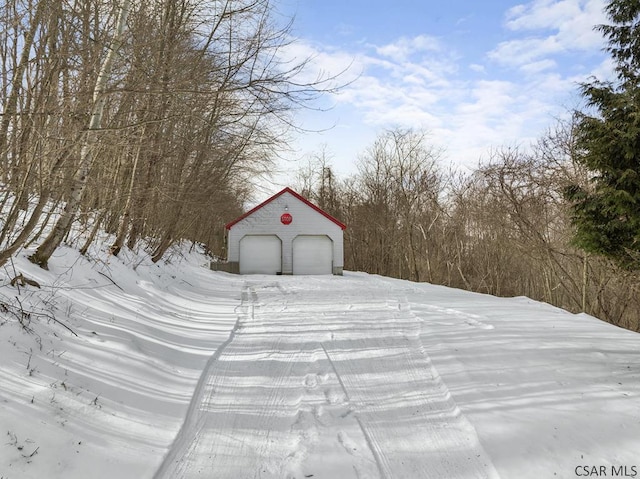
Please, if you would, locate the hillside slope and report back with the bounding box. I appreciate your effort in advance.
[1,246,639,478]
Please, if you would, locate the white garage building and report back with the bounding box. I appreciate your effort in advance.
[224,187,346,275]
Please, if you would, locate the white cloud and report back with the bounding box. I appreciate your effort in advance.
[458,80,515,115]
[284,38,548,170]
[375,35,442,61]
[587,56,616,81]
[489,0,607,69]
[490,36,560,67]
[520,58,558,74]
[506,0,585,30]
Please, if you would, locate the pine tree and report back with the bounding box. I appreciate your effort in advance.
[567,0,640,270]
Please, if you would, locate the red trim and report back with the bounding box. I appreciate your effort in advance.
[225,187,347,230]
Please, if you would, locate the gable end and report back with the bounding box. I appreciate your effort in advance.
[225,187,346,230]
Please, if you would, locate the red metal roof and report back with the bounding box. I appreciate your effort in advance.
[225,187,347,230]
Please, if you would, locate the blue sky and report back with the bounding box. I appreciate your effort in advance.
[270,0,612,186]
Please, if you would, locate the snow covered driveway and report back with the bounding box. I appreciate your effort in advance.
[2,249,640,479]
[155,277,498,479]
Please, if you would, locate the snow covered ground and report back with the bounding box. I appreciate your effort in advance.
[1,245,639,478]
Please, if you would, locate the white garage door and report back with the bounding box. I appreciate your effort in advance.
[293,235,333,275]
[239,235,281,274]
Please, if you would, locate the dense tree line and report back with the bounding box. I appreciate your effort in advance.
[297,123,639,332]
[0,0,332,268]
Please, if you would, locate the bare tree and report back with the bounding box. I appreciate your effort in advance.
[345,129,444,281]
[28,0,131,269]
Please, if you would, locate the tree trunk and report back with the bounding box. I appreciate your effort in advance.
[582,254,589,313]
[111,126,144,256]
[0,2,44,180]
[0,160,36,245]
[29,0,131,269]
[79,210,107,256]
[0,193,48,267]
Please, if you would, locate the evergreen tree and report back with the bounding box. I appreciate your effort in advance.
[567,0,640,270]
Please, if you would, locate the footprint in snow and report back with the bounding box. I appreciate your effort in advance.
[304,374,318,389]
[325,387,346,405]
[337,431,359,456]
[464,316,495,330]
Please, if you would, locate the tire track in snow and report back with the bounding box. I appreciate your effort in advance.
[154,277,500,478]
[321,343,391,479]
[153,284,254,479]
[154,281,324,478]
[317,292,500,479]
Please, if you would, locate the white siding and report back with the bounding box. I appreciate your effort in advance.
[227,191,343,275]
